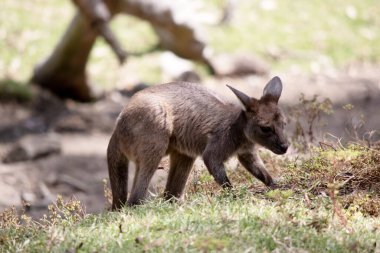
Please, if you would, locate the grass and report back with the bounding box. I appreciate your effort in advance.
[209,0,380,72]
[0,1,73,81]
[1,0,380,94]
[1,144,380,252]
[2,196,379,252]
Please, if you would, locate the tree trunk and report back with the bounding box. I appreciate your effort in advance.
[31,0,210,101]
[31,13,97,102]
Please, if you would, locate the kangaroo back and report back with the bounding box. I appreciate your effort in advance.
[118,82,240,157]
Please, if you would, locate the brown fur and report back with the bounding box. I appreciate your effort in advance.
[107,77,289,210]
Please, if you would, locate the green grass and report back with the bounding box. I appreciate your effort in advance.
[2,193,379,252]
[0,1,73,80]
[0,79,32,102]
[208,0,380,70]
[1,144,380,252]
[1,0,380,92]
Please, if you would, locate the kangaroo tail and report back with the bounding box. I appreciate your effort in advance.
[107,132,129,210]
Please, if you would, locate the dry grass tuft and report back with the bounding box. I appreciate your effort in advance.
[343,193,380,217]
[347,147,380,192]
[280,144,380,216]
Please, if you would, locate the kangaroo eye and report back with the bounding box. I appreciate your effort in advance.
[260,126,272,133]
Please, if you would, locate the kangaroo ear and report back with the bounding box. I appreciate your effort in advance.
[227,85,251,109]
[262,76,283,103]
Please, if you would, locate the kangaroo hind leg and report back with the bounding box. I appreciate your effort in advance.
[127,141,168,206]
[107,133,129,211]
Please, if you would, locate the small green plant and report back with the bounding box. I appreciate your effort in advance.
[266,189,294,202]
[341,103,379,147]
[0,206,22,229]
[0,79,32,102]
[46,195,85,225]
[288,93,333,152]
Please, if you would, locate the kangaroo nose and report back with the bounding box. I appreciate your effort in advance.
[280,143,289,153]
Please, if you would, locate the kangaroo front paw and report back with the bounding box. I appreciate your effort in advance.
[263,175,274,187]
[267,178,284,190]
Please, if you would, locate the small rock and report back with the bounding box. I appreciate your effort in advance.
[54,114,88,133]
[118,83,150,97]
[135,236,143,244]
[21,192,37,203]
[209,53,270,76]
[175,71,201,83]
[3,134,61,163]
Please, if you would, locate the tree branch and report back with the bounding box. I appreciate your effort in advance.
[72,0,127,64]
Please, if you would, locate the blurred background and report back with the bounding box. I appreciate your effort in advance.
[0,0,379,217]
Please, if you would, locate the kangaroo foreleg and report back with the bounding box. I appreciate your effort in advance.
[238,151,274,186]
[202,152,232,188]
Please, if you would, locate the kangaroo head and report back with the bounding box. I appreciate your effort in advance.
[227,76,289,154]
